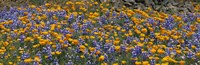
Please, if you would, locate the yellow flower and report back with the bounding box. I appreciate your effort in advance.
[114,33,118,36]
[176,50,181,54]
[150,49,156,53]
[8,62,13,65]
[178,39,184,44]
[89,47,95,52]
[86,36,90,39]
[80,45,86,52]
[114,40,120,45]
[63,44,68,48]
[196,52,200,57]
[191,45,196,49]
[59,40,64,44]
[148,56,154,59]
[161,62,169,65]
[98,55,105,61]
[140,33,145,37]
[137,42,144,47]
[51,45,57,48]
[51,52,55,55]
[157,49,165,54]
[93,12,99,17]
[155,64,160,65]
[66,34,72,38]
[39,40,46,45]
[116,26,121,31]
[135,61,142,65]
[34,56,40,62]
[121,29,126,33]
[101,62,108,65]
[24,58,32,63]
[121,60,126,64]
[57,25,62,29]
[115,46,120,52]
[68,38,73,42]
[84,43,88,47]
[94,2,98,5]
[80,55,85,59]
[42,31,48,35]
[25,37,32,42]
[155,57,160,60]
[33,44,40,48]
[141,28,147,33]
[113,63,118,65]
[197,18,200,23]
[162,56,171,62]
[41,14,47,19]
[90,36,95,39]
[179,61,185,65]
[135,29,141,34]
[55,51,61,55]
[3,42,9,46]
[72,39,79,45]
[30,5,36,8]
[45,3,51,7]
[142,61,149,65]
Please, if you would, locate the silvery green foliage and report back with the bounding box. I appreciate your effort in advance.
[120,0,196,13]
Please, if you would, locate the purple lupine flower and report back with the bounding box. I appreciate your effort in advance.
[188,42,192,49]
[124,15,129,23]
[20,34,26,42]
[76,15,82,22]
[183,16,189,23]
[68,14,74,23]
[57,10,66,18]
[121,45,126,52]
[78,38,85,44]
[65,53,70,59]
[187,13,196,21]
[123,40,127,44]
[126,36,132,43]
[81,14,85,20]
[75,46,80,53]
[66,60,73,65]
[92,40,98,47]
[86,60,92,65]
[46,45,53,60]
[131,51,137,58]
[104,54,109,62]
[135,46,142,55]
[150,59,155,65]
[112,11,117,17]
[56,44,62,50]
[96,45,101,51]
[142,52,148,60]
[21,53,30,60]
[33,62,39,65]
[100,16,106,24]
[103,43,110,52]
[166,48,171,56]
[72,22,79,32]
[75,56,80,61]
[105,10,110,17]
[53,58,59,65]
[108,46,115,54]
[119,12,124,18]
[187,52,194,58]
[110,56,115,62]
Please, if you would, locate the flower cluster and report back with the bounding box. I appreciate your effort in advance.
[0,1,200,65]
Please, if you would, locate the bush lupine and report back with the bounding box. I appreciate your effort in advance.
[0,1,200,65]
